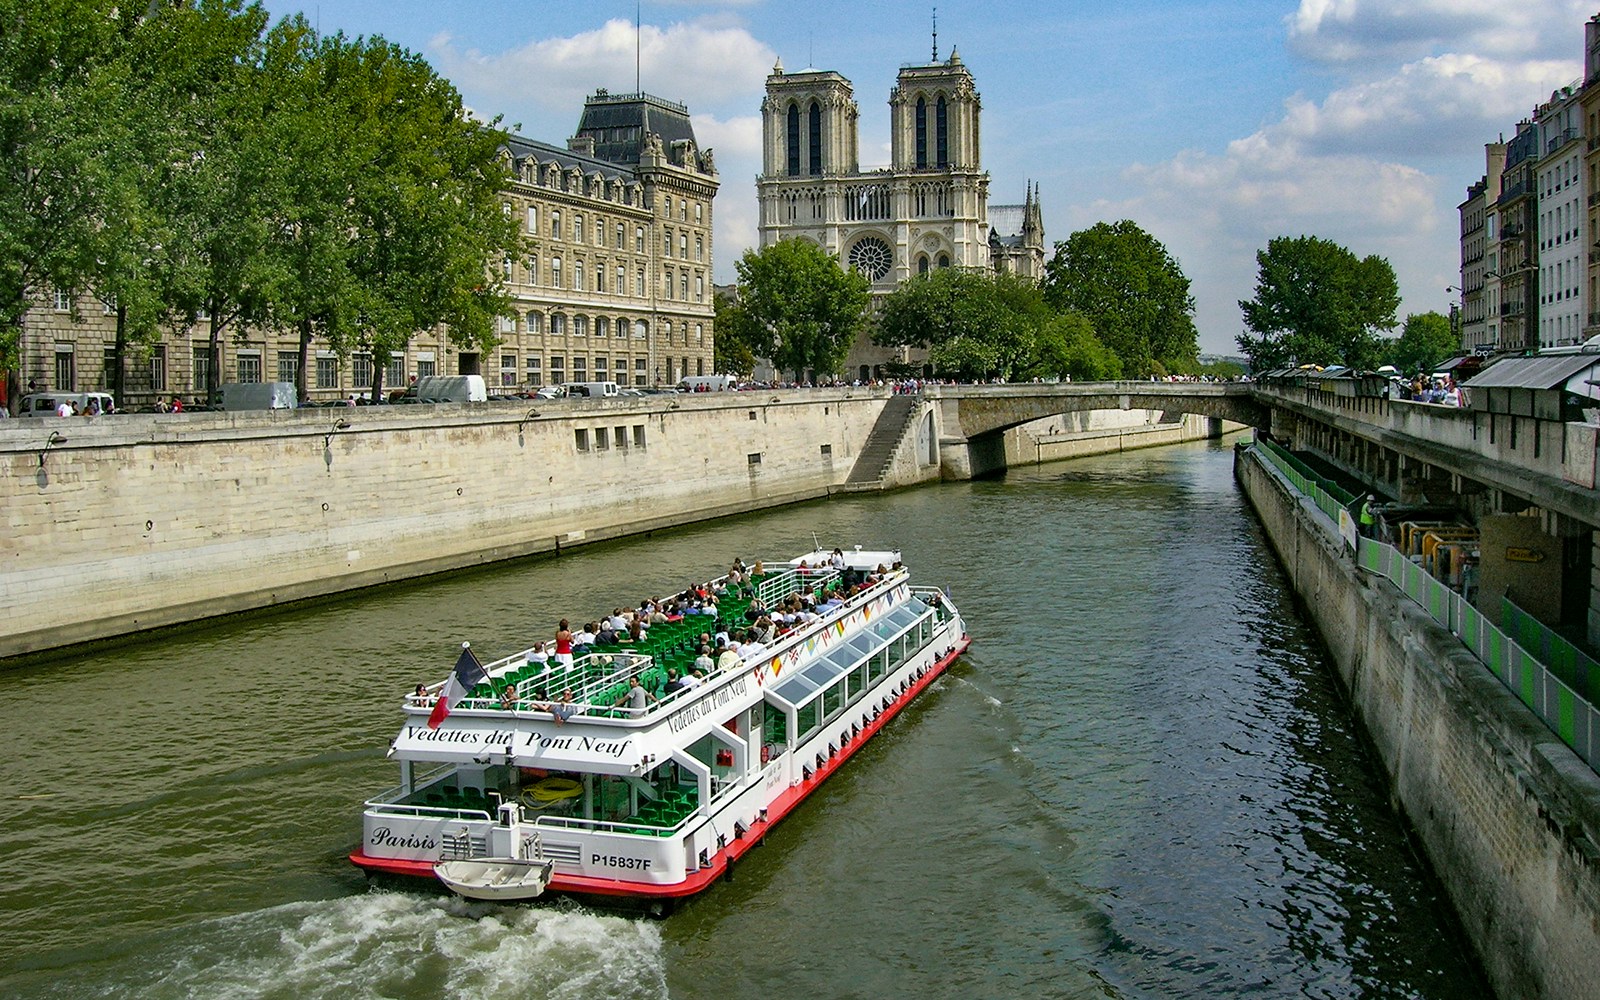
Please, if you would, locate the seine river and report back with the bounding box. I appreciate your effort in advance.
[0,439,1488,999]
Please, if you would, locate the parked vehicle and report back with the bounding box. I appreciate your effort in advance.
[15,391,116,416]
[219,382,297,410]
[413,375,488,403]
[562,380,620,398]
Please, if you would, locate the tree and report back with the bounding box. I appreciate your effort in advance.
[1383,311,1457,375]
[1237,235,1399,372]
[875,267,1058,381]
[1042,220,1199,376]
[733,239,868,380]
[712,289,756,376]
[1034,311,1123,381]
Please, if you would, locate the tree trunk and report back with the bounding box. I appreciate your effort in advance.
[113,304,127,407]
[370,350,384,405]
[207,304,221,405]
[296,318,311,404]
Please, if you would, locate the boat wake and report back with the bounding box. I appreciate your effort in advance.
[22,891,667,1000]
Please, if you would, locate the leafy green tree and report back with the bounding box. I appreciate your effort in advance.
[1237,235,1399,372]
[875,267,1056,381]
[1034,311,1123,381]
[1042,220,1199,376]
[733,239,868,380]
[1383,311,1457,375]
[712,290,756,376]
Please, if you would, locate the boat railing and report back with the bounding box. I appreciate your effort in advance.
[364,799,494,821]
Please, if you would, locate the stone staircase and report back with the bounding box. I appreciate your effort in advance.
[840,395,920,490]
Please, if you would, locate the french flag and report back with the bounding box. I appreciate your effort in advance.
[427,643,487,729]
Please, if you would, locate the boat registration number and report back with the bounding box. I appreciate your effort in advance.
[591,853,652,870]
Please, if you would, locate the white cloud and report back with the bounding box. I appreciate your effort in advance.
[1287,0,1592,65]
[428,18,774,123]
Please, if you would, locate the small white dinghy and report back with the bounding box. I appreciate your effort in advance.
[434,857,554,902]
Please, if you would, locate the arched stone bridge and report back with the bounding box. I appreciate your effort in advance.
[922,382,1268,479]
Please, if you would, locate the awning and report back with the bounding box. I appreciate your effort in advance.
[1461,354,1600,390]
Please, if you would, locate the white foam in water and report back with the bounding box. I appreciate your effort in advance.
[128,891,668,1000]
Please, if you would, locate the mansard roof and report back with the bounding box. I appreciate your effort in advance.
[503,134,636,183]
[574,90,698,166]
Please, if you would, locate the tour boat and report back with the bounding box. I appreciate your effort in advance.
[349,547,970,908]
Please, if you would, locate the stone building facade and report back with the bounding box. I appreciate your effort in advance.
[755,49,1043,379]
[7,90,717,408]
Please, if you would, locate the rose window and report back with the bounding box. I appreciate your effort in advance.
[848,238,893,281]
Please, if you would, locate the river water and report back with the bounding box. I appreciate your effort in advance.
[0,439,1488,999]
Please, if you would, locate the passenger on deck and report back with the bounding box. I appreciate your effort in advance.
[554,621,574,667]
[694,645,715,674]
[614,676,659,716]
[627,619,647,644]
[664,669,685,694]
[829,548,846,573]
[528,641,549,669]
[413,684,431,704]
[716,641,742,672]
[595,623,620,645]
[573,622,598,651]
[540,689,578,724]
[500,684,519,710]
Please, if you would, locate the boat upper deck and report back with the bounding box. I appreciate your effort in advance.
[398,552,932,742]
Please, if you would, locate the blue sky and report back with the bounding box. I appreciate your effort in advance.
[261,1,1593,354]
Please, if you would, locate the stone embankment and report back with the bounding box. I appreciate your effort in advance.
[1,390,1218,658]
[1236,443,1600,1000]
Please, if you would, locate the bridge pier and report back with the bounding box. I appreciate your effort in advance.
[938,433,1007,481]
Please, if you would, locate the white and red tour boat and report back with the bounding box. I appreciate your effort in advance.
[350,547,969,906]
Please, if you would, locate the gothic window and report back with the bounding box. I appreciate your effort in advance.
[936,97,949,168]
[938,253,951,269]
[848,237,893,282]
[808,102,822,176]
[918,255,930,275]
[916,97,928,169]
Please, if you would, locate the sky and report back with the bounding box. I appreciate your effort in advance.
[260,0,1595,355]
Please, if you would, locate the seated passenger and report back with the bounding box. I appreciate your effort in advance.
[694,645,715,674]
[539,689,579,725]
[500,684,519,710]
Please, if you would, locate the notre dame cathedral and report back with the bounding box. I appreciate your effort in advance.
[755,46,1045,378]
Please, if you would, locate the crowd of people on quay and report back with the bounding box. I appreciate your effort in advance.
[414,553,900,722]
[1400,374,1463,407]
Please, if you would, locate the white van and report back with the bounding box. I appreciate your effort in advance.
[220,381,297,410]
[16,391,116,416]
[562,381,620,399]
[413,374,487,403]
[677,375,735,392]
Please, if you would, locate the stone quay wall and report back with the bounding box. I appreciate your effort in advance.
[1236,444,1600,1000]
[1,391,1223,660]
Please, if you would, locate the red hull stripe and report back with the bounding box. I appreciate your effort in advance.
[351,635,972,897]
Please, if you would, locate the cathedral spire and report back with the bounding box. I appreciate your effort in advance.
[932,7,938,63]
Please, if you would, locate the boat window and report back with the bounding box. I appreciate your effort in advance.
[763,702,790,748]
[870,649,888,682]
[822,680,843,721]
[797,700,820,739]
[847,664,867,700]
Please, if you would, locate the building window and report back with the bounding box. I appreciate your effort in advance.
[679,232,688,257]
[552,257,563,288]
[748,452,762,466]
[680,273,688,299]
[786,103,801,176]
[635,320,648,339]
[595,426,609,450]
[525,356,542,382]
[936,97,948,168]
[595,264,605,292]
[101,347,116,389]
[635,226,645,253]
[191,346,211,392]
[53,289,71,312]
[385,355,405,388]
[500,353,517,387]
[695,275,704,301]
[150,345,167,392]
[277,351,300,385]
[596,316,609,338]
[808,101,822,175]
[614,424,628,449]
[316,355,338,389]
[697,358,704,376]
[573,261,584,290]
[551,313,567,335]
[663,267,673,299]
[633,424,646,448]
[696,323,704,344]
[916,96,928,169]
[616,223,624,249]
[527,206,538,233]
[616,264,625,294]
[664,227,673,258]
[551,210,561,238]
[237,352,261,384]
[575,428,589,451]
[503,257,512,280]
[352,353,373,389]
[51,346,75,390]
[635,268,645,296]
[695,235,703,261]
[615,357,627,381]
[574,214,584,243]
[416,357,436,379]
[574,315,588,337]
[550,355,565,383]
[573,357,587,380]
[695,202,703,224]
[634,358,647,387]
[527,312,543,335]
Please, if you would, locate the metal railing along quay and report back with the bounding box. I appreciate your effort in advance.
[1243,439,1600,771]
